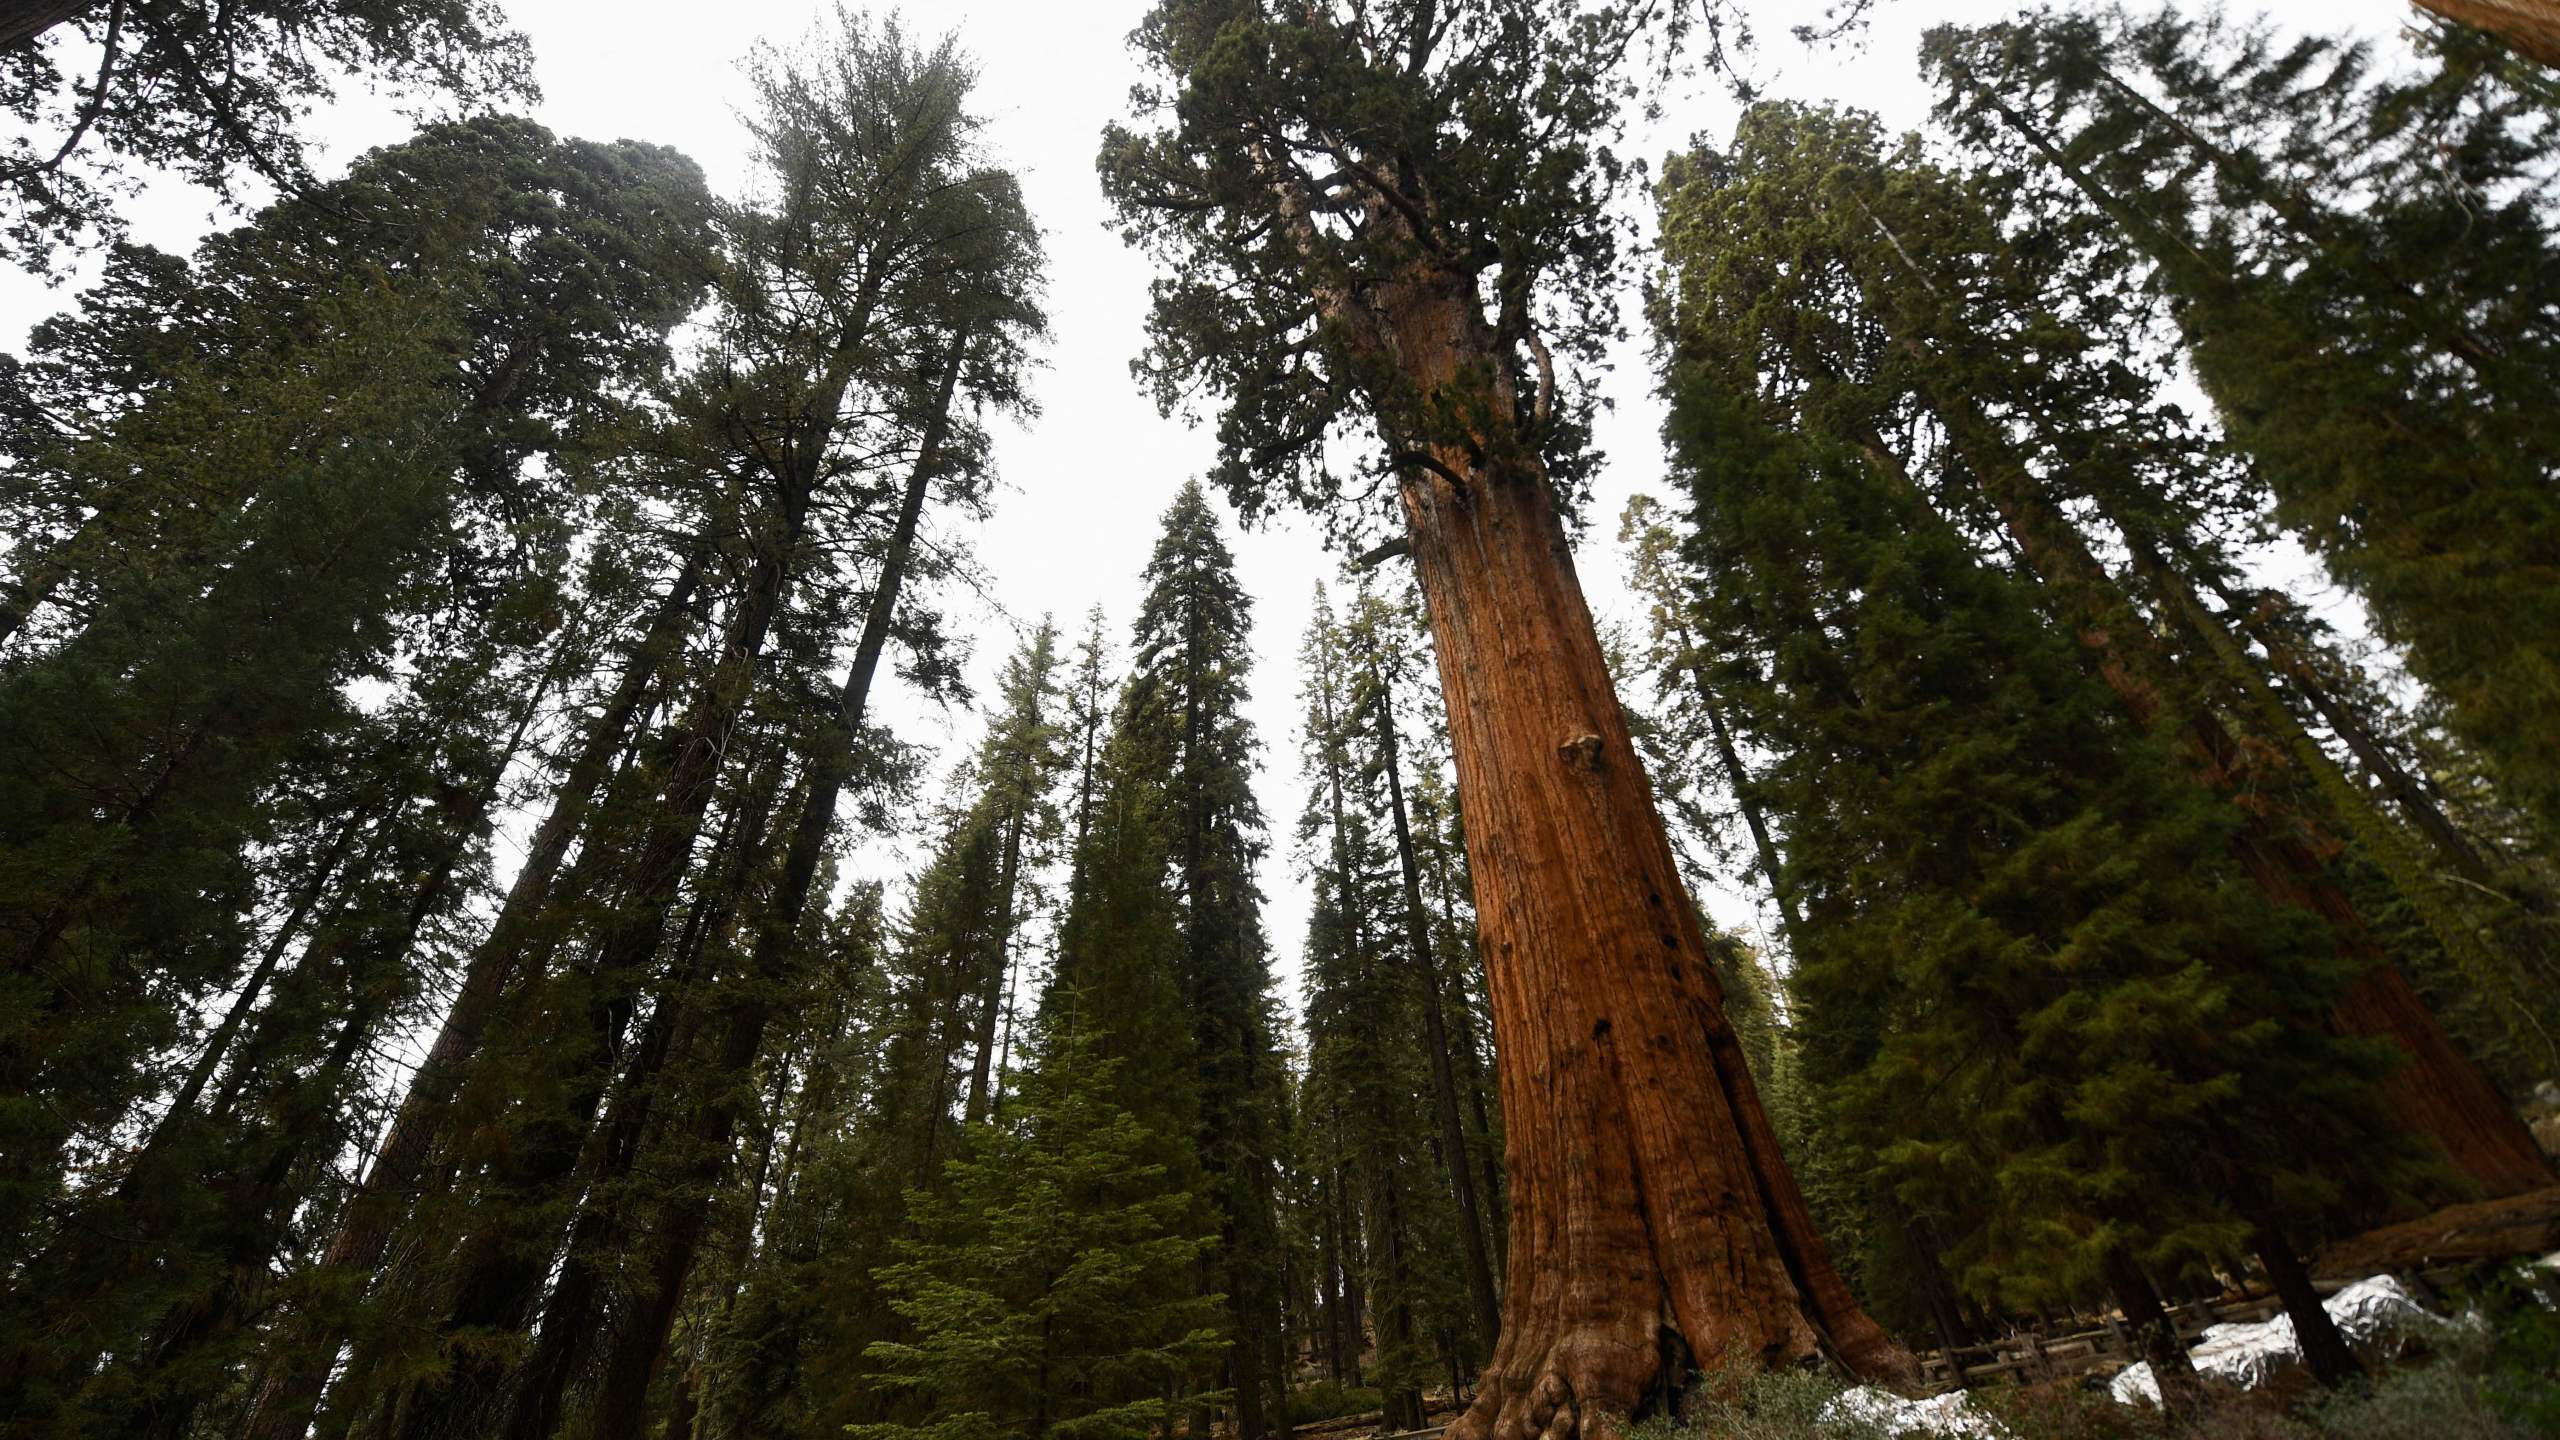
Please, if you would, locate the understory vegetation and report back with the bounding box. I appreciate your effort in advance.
[1,1,2555,1439]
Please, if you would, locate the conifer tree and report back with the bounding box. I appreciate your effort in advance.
[1294,584,1446,1429]
[1653,103,2451,1399]
[0,1,535,270]
[235,18,1043,1437]
[1346,586,1502,1353]
[1664,91,2548,1198]
[1100,6,1910,1421]
[853,1020,1227,1440]
[1109,480,1289,1439]
[694,883,902,1440]
[0,116,715,1363]
[958,623,1070,1125]
[1925,6,2560,848]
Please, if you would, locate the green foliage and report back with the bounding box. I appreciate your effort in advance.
[0,116,717,1321]
[1649,100,2432,1330]
[1056,479,1288,1434]
[1291,579,1477,1410]
[1284,1380,1386,1426]
[0,1,535,269]
[1924,5,2560,845]
[854,1022,1226,1440]
[1099,0,1665,540]
[1622,1350,1879,1440]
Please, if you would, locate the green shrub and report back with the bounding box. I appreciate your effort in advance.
[1609,1278,2560,1440]
[2289,1269,2560,1440]
[1286,1381,1386,1426]
[1619,1350,1882,1440]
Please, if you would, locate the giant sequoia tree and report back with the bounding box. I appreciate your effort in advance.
[1100,4,1910,1430]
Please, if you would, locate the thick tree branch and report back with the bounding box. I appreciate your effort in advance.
[1388,448,1467,488]
[1351,535,1410,569]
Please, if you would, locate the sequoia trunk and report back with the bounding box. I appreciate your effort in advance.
[2415,0,2560,65]
[1369,273,1909,1440]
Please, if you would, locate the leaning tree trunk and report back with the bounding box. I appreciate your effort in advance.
[576,340,963,1440]
[0,1,88,52]
[1362,267,1911,1440]
[496,746,788,1440]
[2104,1256,2205,1422]
[962,797,1028,1126]
[1895,353,2553,1201]
[1421,802,1509,1269]
[2415,0,2560,66]
[235,548,703,1440]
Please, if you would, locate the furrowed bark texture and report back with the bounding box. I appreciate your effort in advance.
[0,1,87,52]
[2416,0,2560,65]
[1366,274,1911,1440]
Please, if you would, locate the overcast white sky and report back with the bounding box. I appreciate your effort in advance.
[1,0,2395,1015]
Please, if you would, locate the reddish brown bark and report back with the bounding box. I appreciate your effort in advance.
[1358,267,1911,1440]
[2415,0,2560,66]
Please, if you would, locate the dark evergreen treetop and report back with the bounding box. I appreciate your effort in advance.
[1921,4,2560,845]
[1,0,534,270]
[1124,478,1265,866]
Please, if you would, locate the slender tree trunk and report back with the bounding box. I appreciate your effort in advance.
[2241,1203,2361,1389]
[102,663,558,1439]
[1318,1183,1349,1385]
[236,548,704,1440]
[2131,537,2559,1074]
[2105,1256,2204,1422]
[1353,269,1908,1440]
[1068,702,1103,906]
[580,338,964,1440]
[497,749,789,1440]
[1330,1106,1366,1389]
[2190,564,2520,899]
[1676,631,1806,943]
[1374,1169,1427,1433]
[1420,816,1508,1275]
[963,797,1028,1125]
[375,528,794,1440]
[1373,661,1502,1348]
[1445,959,1507,1276]
[989,932,1024,1123]
[0,529,77,648]
[1897,353,2551,1199]
[158,804,371,1140]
